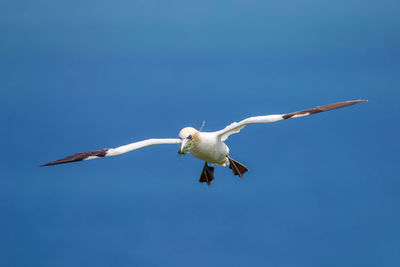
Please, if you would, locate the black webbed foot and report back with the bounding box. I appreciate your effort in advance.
[199,162,214,186]
[228,156,249,178]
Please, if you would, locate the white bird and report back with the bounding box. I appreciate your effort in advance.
[42,100,366,185]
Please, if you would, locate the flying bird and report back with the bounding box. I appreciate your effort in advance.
[42,100,366,185]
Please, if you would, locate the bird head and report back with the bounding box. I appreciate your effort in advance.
[178,127,199,155]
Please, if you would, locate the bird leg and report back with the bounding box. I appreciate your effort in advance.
[228,156,249,178]
[199,162,214,186]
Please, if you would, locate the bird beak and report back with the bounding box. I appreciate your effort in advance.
[179,139,188,155]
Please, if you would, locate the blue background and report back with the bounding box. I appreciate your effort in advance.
[1,0,399,266]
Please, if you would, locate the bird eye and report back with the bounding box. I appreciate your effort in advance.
[187,135,192,140]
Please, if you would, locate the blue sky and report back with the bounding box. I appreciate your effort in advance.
[1,0,399,266]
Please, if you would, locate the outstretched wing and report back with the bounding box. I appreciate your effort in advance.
[41,138,182,166]
[216,100,367,141]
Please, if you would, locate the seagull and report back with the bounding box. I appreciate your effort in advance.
[42,100,366,185]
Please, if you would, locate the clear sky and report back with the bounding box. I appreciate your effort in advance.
[1,0,399,266]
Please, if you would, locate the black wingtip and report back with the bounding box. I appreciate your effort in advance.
[40,148,108,167]
[40,161,69,167]
[282,99,367,120]
[40,162,56,167]
[346,99,368,106]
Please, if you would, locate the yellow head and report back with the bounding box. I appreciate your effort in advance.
[178,127,198,139]
[178,127,199,154]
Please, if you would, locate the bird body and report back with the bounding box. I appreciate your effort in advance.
[42,100,367,186]
[183,131,229,166]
